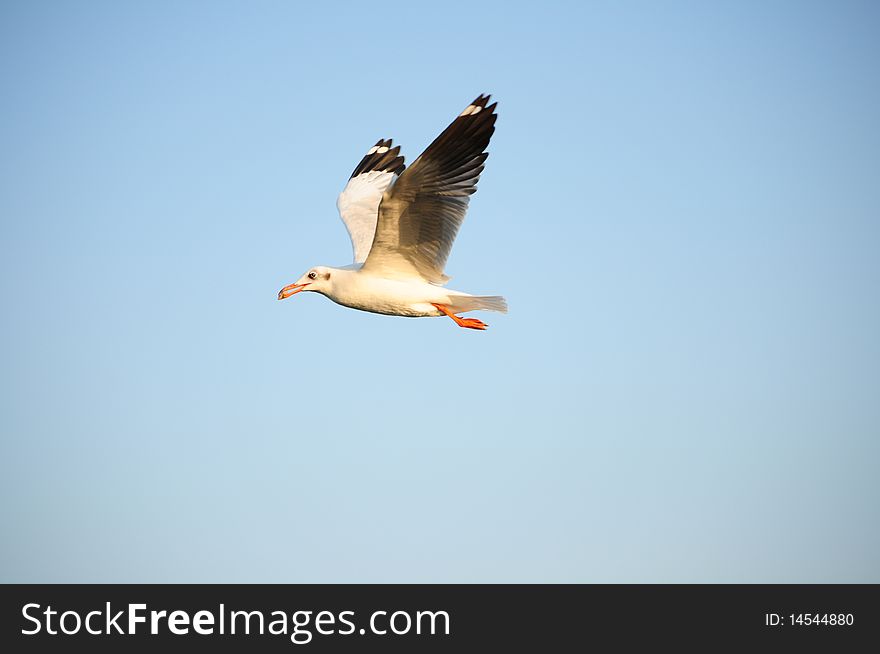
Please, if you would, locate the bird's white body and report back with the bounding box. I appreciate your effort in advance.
[279,95,506,330]
[314,266,481,317]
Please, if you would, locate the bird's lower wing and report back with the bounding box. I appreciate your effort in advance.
[336,139,405,263]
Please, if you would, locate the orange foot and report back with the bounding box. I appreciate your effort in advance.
[431,303,488,330]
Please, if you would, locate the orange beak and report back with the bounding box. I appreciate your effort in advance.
[278,283,309,300]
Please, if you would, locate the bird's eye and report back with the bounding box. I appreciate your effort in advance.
[308,271,317,280]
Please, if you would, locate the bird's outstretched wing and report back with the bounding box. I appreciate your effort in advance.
[362,95,497,284]
[336,139,405,263]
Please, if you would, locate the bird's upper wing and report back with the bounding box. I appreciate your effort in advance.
[336,139,405,263]
[361,95,497,283]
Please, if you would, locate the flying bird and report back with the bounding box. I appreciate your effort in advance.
[278,94,507,330]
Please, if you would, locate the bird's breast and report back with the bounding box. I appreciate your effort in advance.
[325,275,445,317]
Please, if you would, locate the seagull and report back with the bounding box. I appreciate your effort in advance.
[277,94,507,330]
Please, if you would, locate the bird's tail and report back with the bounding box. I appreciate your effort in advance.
[448,295,508,314]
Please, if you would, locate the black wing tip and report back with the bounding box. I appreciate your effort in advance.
[466,93,496,110]
[350,139,406,179]
[457,94,498,120]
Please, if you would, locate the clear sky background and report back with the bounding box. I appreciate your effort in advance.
[1,1,878,582]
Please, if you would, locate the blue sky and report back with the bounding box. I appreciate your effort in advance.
[1,1,878,582]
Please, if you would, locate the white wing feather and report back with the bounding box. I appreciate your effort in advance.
[335,140,405,263]
[336,170,398,264]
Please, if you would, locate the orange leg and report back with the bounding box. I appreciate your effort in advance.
[431,303,488,330]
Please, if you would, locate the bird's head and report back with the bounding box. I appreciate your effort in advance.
[277,266,333,300]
